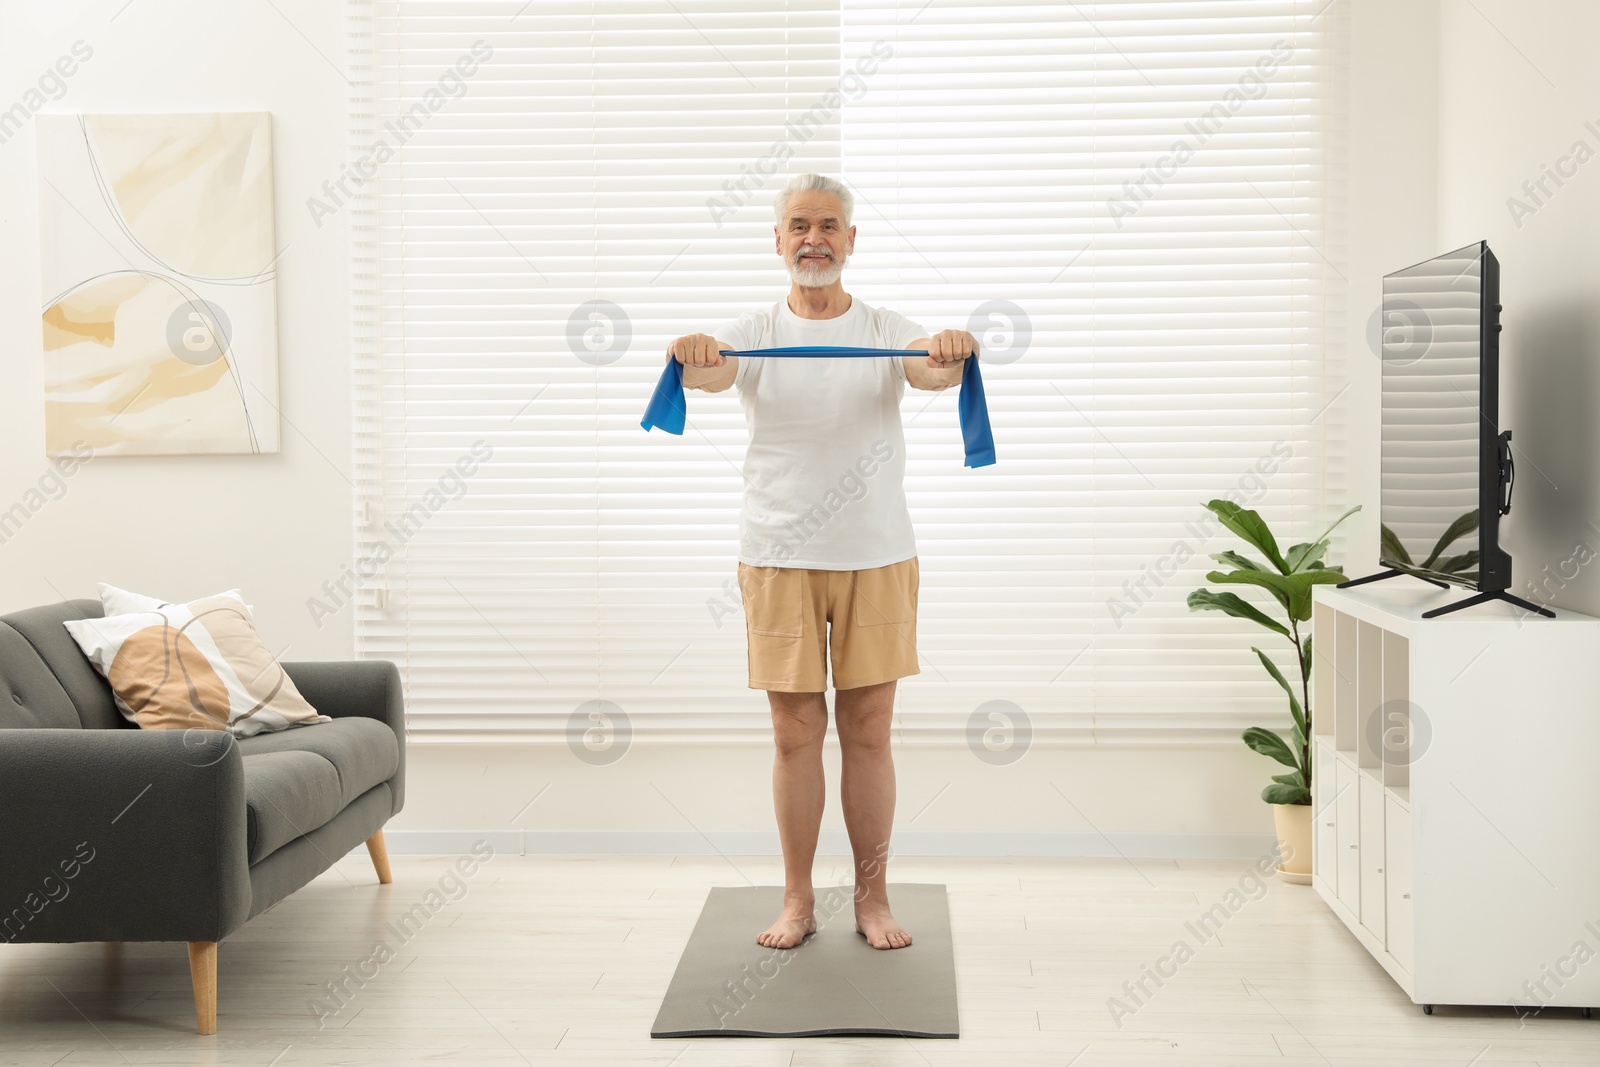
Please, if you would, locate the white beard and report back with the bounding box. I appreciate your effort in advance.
[788,246,850,288]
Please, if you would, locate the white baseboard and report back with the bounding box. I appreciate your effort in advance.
[366,829,1278,860]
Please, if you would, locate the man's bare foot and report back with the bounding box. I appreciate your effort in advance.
[855,901,912,950]
[757,898,817,949]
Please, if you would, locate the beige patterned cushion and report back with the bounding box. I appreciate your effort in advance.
[96,581,254,616]
[63,591,330,736]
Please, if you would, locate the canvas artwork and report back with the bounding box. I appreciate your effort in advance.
[36,112,281,456]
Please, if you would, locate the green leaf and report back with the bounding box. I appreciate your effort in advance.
[1281,507,1359,573]
[1205,568,1294,612]
[1285,571,1346,622]
[1252,647,1306,741]
[1262,782,1312,805]
[1210,549,1269,573]
[1420,509,1479,569]
[1187,589,1290,638]
[1433,550,1480,577]
[1380,523,1413,566]
[1209,568,1344,623]
[1301,634,1313,683]
[1309,504,1362,551]
[1242,726,1298,768]
[1271,770,1307,789]
[1284,540,1328,572]
[1204,499,1290,573]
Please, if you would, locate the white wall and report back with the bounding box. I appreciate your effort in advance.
[1336,0,1443,572]
[0,1,1458,855]
[0,2,356,662]
[1434,0,1600,613]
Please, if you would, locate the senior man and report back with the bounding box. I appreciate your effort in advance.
[665,172,976,951]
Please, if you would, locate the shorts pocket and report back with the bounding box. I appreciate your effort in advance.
[739,563,804,638]
[852,558,918,626]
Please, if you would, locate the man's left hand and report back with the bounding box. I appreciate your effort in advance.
[926,329,978,367]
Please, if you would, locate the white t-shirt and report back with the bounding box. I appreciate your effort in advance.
[713,295,930,571]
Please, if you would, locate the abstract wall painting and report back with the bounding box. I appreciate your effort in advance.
[36,112,281,456]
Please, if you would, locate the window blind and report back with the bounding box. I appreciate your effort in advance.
[348,0,1347,744]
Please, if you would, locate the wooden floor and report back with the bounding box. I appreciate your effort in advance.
[0,852,1594,1065]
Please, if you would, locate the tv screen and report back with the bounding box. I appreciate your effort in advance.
[1377,240,1507,590]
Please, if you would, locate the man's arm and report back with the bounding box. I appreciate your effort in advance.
[902,330,978,391]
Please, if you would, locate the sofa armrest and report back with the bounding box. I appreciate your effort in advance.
[280,659,405,815]
[0,728,251,944]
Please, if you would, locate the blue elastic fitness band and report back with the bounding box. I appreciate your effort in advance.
[641,346,996,468]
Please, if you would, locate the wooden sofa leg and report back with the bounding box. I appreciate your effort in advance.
[366,829,393,884]
[187,941,217,1035]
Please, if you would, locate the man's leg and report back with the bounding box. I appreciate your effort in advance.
[757,688,829,949]
[835,678,912,949]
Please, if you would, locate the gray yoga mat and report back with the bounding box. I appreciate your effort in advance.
[651,883,959,1039]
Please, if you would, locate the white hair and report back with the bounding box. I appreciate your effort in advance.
[773,173,854,230]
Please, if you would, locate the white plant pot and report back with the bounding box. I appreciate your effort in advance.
[1271,801,1313,884]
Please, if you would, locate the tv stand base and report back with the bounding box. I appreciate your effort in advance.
[1337,568,1450,591]
[1421,589,1556,619]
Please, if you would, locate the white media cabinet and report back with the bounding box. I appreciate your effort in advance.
[1311,581,1600,1015]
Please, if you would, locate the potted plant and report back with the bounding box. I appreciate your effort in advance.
[1187,500,1359,883]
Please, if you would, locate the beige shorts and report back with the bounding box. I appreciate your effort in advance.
[737,556,920,693]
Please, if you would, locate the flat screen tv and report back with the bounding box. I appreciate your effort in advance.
[1338,240,1552,618]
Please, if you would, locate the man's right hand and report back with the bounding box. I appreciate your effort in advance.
[668,333,726,367]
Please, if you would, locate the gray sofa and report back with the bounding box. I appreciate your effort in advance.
[0,598,405,1034]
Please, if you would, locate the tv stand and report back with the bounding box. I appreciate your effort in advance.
[1311,583,1600,1014]
[1338,570,1556,619]
[1337,568,1450,591]
[1420,588,1556,619]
